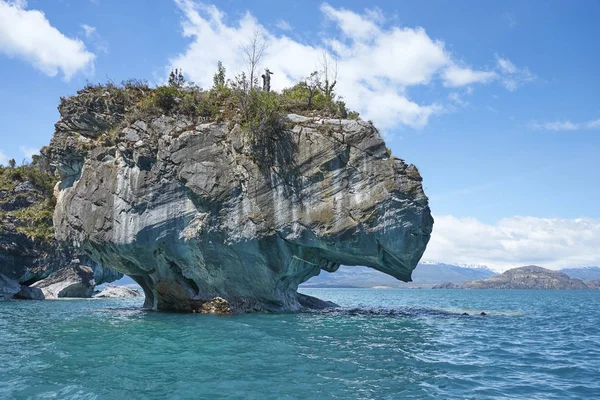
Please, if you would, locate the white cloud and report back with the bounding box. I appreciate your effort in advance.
[442,64,497,87]
[0,149,8,166]
[168,1,508,130]
[81,24,96,38]
[495,55,535,91]
[503,12,517,29]
[530,118,600,131]
[423,215,600,271]
[496,56,516,74]
[448,92,469,108]
[321,3,381,41]
[275,20,291,31]
[80,23,108,54]
[19,145,38,160]
[0,0,95,79]
[587,119,600,129]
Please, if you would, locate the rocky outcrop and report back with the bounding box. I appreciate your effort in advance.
[50,91,433,312]
[31,263,96,298]
[432,281,462,289]
[14,285,45,300]
[585,280,600,290]
[0,272,20,300]
[462,266,590,289]
[0,165,122,293]
[198,297,232,314]
[297,293,339,309]
[94,284,143,298]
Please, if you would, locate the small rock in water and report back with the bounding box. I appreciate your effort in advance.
[461,312,469,316]
[480,311,487,316]
[199,297,232,314]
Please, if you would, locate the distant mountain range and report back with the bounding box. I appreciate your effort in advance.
[106,264,600,290]
[434,265,597,290]
[559,266,600,280]
[301,263,600,289]
[301,262,497,288]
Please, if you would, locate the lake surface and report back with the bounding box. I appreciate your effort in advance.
[1,289,599,399]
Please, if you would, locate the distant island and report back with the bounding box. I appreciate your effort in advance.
[433,265,598,290]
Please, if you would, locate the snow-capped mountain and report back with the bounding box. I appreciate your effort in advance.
[560,266,600,280]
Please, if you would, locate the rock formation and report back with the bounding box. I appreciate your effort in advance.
[49,85,433,313]
[461,265,590,289]
[31,263,96,298]
[14,285,45,300]
[0,164,122,300]
[94,284,143,298]
[584,280,600,290]
[198,297,232,314]
[0,272,21,300]
[431,281,462,289]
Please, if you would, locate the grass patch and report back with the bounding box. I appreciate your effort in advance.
[0,164,58,242]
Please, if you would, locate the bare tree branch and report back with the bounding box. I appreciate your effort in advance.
[318,50,338,101]
[241,29,268,91]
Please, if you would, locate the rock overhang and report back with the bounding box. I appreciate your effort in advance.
[50,103,433,312]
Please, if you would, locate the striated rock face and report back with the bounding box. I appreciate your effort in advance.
[51,101,433,312]
[462,266,590,290]
[31,263,96,298]
[94,284,143,298]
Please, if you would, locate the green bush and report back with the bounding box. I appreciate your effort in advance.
[347,111,360,120]
[0,164,58,242]
[196,92,220,120]
[12,203,55,241]
[154,86,181,113]
[0,164,56,196]
[179,93,198,117]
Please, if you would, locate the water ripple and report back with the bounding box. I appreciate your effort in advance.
[1,290,600,399]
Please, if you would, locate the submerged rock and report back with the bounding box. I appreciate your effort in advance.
[50,91,433,312]
[297,293,338,310]
[31,263,96,298]
[0,272,21,300]
[94,285,143,298]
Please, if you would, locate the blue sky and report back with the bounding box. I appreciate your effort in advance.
[0,0,598,270]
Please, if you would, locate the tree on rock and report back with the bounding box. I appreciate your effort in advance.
[241,29,268,91]
[213,62,226,90]
[168,68,185,88]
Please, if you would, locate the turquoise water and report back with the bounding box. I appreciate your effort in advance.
[1,289,599,399]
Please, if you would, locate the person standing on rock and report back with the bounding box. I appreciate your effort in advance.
[261,68,273,92]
